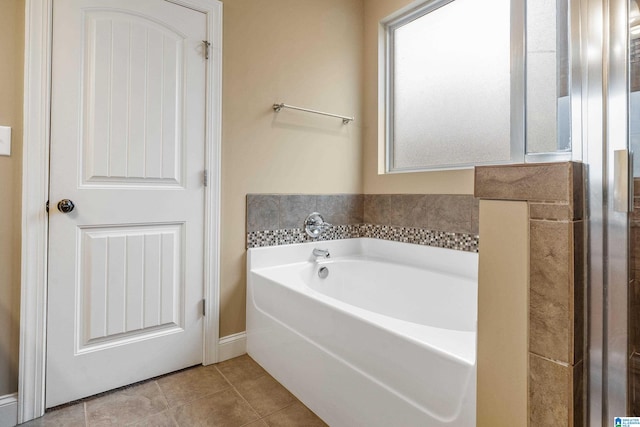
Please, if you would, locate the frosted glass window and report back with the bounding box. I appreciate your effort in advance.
[526,0,571,154]
[387,0,514,171]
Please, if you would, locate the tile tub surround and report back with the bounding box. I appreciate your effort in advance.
[246,194,479,252]
[475,162,585,426]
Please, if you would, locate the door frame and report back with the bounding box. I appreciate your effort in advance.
[18,0,222,422]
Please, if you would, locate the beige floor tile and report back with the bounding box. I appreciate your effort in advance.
[20,356,321,427]
[263,402,327,427]
[19,404,86,427]
[171,388,260,427]
[215,355,266,386]
[234,375,296,416]
[157,365,231,407]
[85,381,168,426]
[125,410,177,427]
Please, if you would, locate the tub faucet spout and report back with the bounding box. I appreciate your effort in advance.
[313,248,330,260]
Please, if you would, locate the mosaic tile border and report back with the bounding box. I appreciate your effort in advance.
[247,224,479,253]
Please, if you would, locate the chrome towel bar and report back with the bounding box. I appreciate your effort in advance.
[272,103,354,124]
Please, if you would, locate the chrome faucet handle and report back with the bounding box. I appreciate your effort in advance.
[304,212,331,238]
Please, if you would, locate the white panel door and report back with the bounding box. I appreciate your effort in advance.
[47,0,207,407]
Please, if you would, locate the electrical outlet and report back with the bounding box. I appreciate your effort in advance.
[0,126,11,156]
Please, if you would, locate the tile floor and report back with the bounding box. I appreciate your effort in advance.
[20,355,327,427]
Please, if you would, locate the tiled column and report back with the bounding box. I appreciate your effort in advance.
[475,162,585,426]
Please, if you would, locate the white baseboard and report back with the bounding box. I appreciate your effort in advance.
[0,393,17,427]
[217,332,247,362]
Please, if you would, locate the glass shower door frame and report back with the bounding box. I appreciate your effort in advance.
[587,0,632,423]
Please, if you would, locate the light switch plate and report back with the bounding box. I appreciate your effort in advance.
[0,126,11,156]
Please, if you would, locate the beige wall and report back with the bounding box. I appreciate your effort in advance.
[477,200,529,426]
[0,0,23,397]
[361,0,474,194]
[220,0,475,336]
[220,0,364,336]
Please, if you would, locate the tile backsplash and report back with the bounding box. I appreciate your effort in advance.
[364,194,478,235]
[247,194,363,232]
[246,194,479,252]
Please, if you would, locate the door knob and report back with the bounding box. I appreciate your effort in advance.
[57,199,75,213]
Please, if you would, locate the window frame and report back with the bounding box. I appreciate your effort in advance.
[380,0,526,173]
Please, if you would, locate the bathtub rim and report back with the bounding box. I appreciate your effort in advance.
[247,237,478,281]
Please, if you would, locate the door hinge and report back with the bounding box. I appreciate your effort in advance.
[202,299,206,316]
[203,169,208,187]
[46,200,49,213]
[202,40,211,60]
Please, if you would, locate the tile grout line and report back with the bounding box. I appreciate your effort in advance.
[153,380,171,410]
[253,400,300,423]
[165,386,236,422]
[213,364,307,425]
[168,407,180,427]
[119,381,169,426]
[151,379,180,427]
[151,378,180,427]
[160,366,236,412]
[214,364,264,423]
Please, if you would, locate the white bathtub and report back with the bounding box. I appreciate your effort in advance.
[246,238,478,426]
